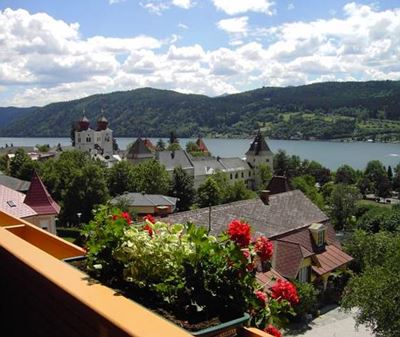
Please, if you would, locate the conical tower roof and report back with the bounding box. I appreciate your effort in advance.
[24,171,60,215]
[246,130,272,155]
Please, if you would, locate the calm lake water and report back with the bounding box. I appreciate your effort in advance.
[1,137,399,170]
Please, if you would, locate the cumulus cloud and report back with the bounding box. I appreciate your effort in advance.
[217,16,249,34]
[212,0,275,15]
[140,0,194,15]
[172,0,194,9]
[2,4,400,106]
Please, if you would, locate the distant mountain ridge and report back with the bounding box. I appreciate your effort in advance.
[1,80,400,139]
[0,106,37,128]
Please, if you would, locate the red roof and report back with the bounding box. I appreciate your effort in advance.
[312,245,353,275]
[144,139,156,152]
[0,184,36,219]
[256,269,286,291]
[24,171,60,216]
[196,138,209,153]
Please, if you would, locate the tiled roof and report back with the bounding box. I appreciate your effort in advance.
[127,138,154,159]
[157,150,194,171]
[192,157,225,176]
[111,193,177,207]
[0,174,30,192]
[0,184,36,219]
[165,190,328,238]
[273,240,304,278]
[24,171,60,215]
[219,157,249,171]
[267,176,293,195]
[256,269,286,291]
[312,245,353,275]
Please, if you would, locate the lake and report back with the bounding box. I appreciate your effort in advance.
[0,137,399,170]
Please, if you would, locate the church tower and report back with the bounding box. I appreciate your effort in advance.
[246,131,274,187]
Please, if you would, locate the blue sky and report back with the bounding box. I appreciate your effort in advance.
[0,1,399,106]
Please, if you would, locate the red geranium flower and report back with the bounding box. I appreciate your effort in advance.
[143,214,155,224]
[143,224,153,237]
[265,324,282,337]
[254,236,273,262]
[120,212,132,224]
[255,290,267,305]
[271,280,299,305]
[227,219,251,247]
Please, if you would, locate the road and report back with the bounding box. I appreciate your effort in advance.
[286,307,374,337]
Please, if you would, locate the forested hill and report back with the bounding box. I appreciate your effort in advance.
[0,107,37,128]
[1,80,400,139]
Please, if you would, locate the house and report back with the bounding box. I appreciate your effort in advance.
[196,137,210,155]
[111,192,177,217]
[126,137,156,164]
[165,189,352,289]
[0,171,60,234]
[156,150,195,178]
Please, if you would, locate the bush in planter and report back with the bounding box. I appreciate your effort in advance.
[292,281,319,319]
[83,207,299,334]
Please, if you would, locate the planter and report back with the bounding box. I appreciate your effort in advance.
[191,313,249,337]
[63,256,250,337]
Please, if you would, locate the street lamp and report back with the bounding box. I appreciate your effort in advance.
[77,212,82,227]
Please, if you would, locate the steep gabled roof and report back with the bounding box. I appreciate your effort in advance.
[24,171,60,215]
[196,138,210,153]
[111,193,177,207]
[157,150,194,171]
[127,138,154,159]
[245,131,272,156]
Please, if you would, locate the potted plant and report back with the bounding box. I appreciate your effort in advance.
[81,206,299,337]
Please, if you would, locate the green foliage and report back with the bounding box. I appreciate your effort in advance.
[197,176,222,207]
[131,159,171,195]
[363,160,391,197]
[107,160,136,196]
[292,281,319,318]
[3,81,400,139]
[356,205,400,233]
[83,210,296,330]
[342,233,400,337]
[166,142,181,151]
[8,148,38,180]
[226,180,257,202]
[0,155,9,173]
[256,163,272,190]
[39,150,109,225]
[36,144,50,152]
[335,165,357,185]
[291,175,324,209]
[328,184,360,230]
[169,166,196,211]
[156,138,166,151]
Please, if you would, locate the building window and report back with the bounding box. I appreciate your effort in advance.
[298,266,309,283]
[235,173,238,179]
[266,159,269,162]
[86,137,91,142]
[230,174,233,179]
[249,172,251,177]
[241,172,244,178]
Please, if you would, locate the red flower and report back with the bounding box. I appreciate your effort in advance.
[254,236,273,262]
[255,290,267,305]
[271,280,299,305]
[227,219,251,247]
[112,215,118,221]
[143,214,155,224]
[143,224,153,237]
[120,212,132,224]
[242,250,254,271]
[265,324,282,337]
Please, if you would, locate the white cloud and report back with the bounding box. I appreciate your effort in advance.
[178,23,189,29]
[288,3,294,10]
[2,4,400,107]
[139,1,169,15]
[172,0,194,9]
[212,0,275,15]
[217,16,249,34]
[109,0,126,4]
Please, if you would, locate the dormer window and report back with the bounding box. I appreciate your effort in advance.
[309,223,327,248]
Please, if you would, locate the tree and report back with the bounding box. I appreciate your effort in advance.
[363,160,391,197]
[166,142,181,151]
[39,150,109,226]
[335,165,357,185]
[356,205,400,233]
[393,163,400,192]
[186,141,200,153]
[256,163,272,190]
[9,148,38,180]
[211,170,231,202]
[197,176,222,208]
[131,159,170,195]
[342,233,400,337]
[226,180,255,203]
[113,138,119,151]
[292,175,324,209]
[304,160,331,185]
[0,155,8,173]
[169,166,195,211]
[387,165,393,181]
[273,150,290,176]
[156,138,166,151]
[107,161,135,196]
[329,184,360,230]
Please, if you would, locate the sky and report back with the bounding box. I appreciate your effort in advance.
[0,0,399,107]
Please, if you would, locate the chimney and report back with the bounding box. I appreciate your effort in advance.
[260,190,270,205]
[170,151,175,159]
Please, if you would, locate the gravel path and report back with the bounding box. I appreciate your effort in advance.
[285,307,374,337]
